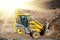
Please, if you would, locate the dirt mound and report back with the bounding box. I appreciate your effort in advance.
[49,9,60,38]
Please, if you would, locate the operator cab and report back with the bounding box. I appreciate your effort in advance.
[17,14,31,28]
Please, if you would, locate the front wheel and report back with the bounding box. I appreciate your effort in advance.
[30,31,40,38]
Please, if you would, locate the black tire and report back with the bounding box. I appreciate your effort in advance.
[40,26,45,36]
[16,27,25,35]
[30,31,40,38]
[40,30,45,36]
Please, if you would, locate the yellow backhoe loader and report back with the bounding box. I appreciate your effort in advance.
[13,10,49,38]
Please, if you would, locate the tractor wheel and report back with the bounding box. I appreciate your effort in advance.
[30,31,40,38]
[17,27,25,35]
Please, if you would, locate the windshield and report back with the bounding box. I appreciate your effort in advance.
[17,15,31,24]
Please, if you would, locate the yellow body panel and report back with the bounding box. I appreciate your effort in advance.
[29,21,43,32]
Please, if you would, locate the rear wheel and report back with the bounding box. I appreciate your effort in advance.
[17,27,25,35]
[30,31,40,38]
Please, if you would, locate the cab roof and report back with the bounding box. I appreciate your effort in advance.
[18,14,31,16]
